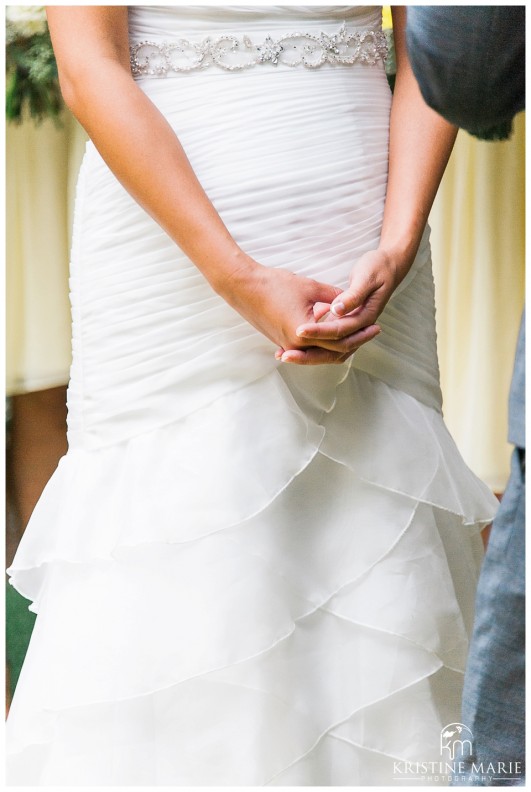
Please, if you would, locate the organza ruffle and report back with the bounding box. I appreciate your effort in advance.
[6,366,497,785]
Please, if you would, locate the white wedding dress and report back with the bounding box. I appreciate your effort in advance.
[6,6,499,786]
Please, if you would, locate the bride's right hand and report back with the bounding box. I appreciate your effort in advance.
[45,9,378,367]
[214,255,380,362]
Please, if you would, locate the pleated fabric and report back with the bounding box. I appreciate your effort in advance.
[5,6,499,786]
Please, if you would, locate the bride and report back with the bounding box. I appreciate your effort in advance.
[6,5,498,785]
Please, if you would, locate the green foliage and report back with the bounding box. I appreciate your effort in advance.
[6,581,36,699]
[384,29,396,94]
[6,29,64,126]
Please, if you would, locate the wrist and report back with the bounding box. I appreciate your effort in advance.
[208,248,264,304]
[378,215,428,280]
[182,224,258,295]
[376,240,417,286]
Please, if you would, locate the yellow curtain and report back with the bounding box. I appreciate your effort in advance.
[6,111,88,396]
[429,113,525,491]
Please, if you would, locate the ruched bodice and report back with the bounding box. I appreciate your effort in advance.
[6,6,498,786]
[64,3,438,451]
[128,5,383,40]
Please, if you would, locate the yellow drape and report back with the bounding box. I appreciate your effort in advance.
[6,111,87,396]
[429,113,525,491]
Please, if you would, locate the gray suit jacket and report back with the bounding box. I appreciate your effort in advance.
[406,7,524,136]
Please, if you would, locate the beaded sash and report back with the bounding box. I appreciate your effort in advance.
[130,22,387,76]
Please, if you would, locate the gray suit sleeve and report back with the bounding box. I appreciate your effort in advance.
[406,7,525,133]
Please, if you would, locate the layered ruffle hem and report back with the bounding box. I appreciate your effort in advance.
[6,358,498,785]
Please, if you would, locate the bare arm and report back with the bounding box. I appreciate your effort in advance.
[288,7,458,363]
[47,8,242,282]
[47,7,377,359]
[376,7,458,267]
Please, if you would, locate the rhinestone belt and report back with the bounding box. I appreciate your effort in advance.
[130,22,388,76]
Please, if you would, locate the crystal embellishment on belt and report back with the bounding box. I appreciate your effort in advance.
[130,22,388,76]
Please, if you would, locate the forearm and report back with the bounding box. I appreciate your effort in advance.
[78,73,243,279]
[48,12,252,295]
[299,10,458,339]
[380,8,458,277]
[46,6,384,366]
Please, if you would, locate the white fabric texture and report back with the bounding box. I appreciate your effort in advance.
[5,6,498,786]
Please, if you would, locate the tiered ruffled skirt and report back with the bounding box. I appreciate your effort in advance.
[6,15,498,785]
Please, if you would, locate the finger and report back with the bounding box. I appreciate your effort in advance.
[281,324,381,364]
[318,284,344,305]
[297,314,370,341]
[317,324,381,353]
[330,282,381,317]
[292,324,380,353]
[281,347,347,365]
[312,302,332,321]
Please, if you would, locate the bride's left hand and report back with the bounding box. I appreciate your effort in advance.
[276,248,404,365]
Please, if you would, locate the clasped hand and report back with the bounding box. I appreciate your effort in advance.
[271,248,400,365]
[219,248,401,366]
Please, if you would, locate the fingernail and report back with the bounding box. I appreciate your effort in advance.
[295,326,305,337]
[281,352,293,362]
[331,302,345,317]
[274,350,282,360]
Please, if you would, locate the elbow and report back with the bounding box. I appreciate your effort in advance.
[55,59,87,116]
[57,70,78,113]
[56,57,133,120]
